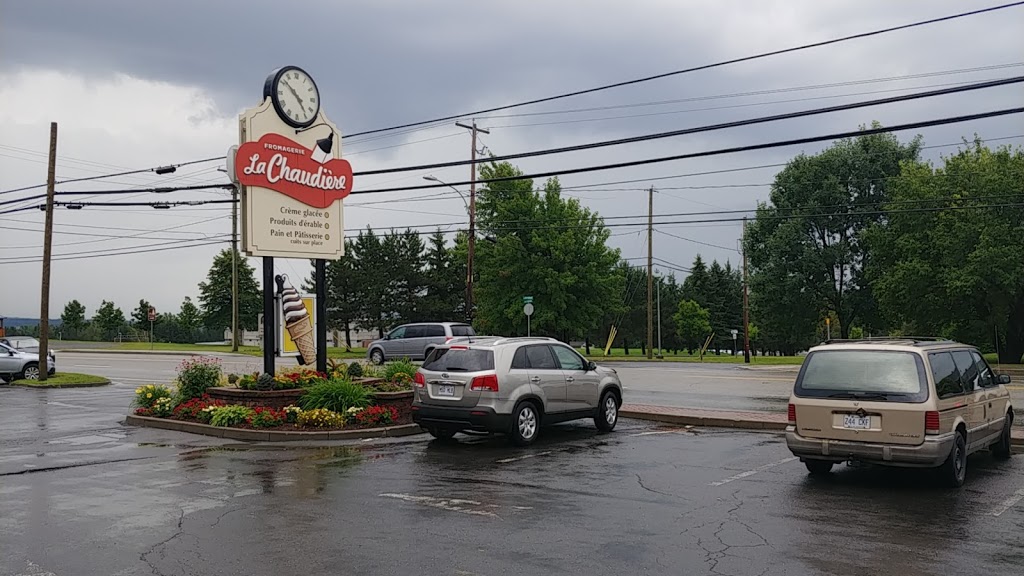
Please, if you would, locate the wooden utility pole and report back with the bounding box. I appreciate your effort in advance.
[38,122,58,381]
[456,120,489,323]
[742,217,751,364]
[646,186,654,359]
[231,184,239,352]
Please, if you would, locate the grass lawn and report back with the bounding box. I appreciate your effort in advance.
[11,372,111,387]
[109,341,368,359]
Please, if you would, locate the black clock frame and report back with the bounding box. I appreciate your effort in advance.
[263,66,320,129]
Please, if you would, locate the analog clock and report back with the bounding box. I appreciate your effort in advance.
[263,66,320,129]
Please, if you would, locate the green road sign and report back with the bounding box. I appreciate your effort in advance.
[522,296,533,304]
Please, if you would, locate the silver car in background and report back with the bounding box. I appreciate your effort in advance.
[366,322,475,364]
[0,341,56,381]
[412,336,624,445]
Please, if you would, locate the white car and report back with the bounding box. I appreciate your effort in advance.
[0,341,56,381]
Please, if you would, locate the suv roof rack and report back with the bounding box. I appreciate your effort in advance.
[822,336,954,347]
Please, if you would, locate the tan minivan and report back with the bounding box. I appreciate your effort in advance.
[786,338,1014,487]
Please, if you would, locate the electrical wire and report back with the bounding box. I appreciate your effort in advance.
[340,2,1024,138]
[656,229,740,253]
[0,239,230,265]
[0,156,225,196]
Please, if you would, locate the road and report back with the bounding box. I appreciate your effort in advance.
[2,380,1024,575]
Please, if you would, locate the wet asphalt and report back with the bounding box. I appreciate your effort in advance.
[3,381,1024,575]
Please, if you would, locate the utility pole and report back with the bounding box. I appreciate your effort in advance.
[656,277,662,358]
[646,186,654,360]
[742,217,751,364]
[231,184,239,352]
[38,122,57,382]
[456,120,489,323]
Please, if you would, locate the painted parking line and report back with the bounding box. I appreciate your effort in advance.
[628,427,692,437]
[379,493,533,518]
[990,488,1024,516]
[496,451,552,464]
[709,456,799,486]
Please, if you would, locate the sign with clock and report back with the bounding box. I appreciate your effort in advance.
[236,66,353,259]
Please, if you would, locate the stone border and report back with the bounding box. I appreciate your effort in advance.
[11,377,111,388]
[125,414,423,442]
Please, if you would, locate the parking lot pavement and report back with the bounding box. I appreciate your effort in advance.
[3,392,1024,576]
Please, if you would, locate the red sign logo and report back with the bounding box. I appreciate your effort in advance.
[236,133,354,209]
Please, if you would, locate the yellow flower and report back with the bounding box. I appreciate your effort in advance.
[146,393,153,398]
[136,388,142,394]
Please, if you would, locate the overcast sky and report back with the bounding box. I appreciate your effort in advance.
[1,0,1022,320]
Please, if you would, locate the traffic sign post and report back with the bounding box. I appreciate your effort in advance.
[731,329,738,356]
[523,301,534,337]
[148,307,157,350]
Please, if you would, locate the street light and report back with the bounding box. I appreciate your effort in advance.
[424,175,474,322]
[423,175,468,212]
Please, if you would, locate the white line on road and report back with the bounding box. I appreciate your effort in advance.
[379,493,499,518]
[496,451,552,464]
[629,427,692,437]
[990,488,1024,516]
[709,457,799,486]
[69,364,112,368]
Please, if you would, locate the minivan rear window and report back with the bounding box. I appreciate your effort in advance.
[794,350,928,402]
[422,348,494,372]
[450,325,476,337]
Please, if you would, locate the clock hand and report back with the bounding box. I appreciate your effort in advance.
[285,83,304,108]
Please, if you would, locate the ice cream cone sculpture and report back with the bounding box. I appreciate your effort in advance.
[275,275,315,366]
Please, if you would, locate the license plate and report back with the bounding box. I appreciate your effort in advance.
[843,415,871,429]
[437,385,455,397]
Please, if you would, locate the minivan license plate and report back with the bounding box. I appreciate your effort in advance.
[437,385,455,397]
[843,415,871,429]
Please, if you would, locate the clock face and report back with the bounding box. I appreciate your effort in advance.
[266,67,320,128]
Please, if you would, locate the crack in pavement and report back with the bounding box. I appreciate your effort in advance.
[0,456,161,476]
[694,490,771,576]
[139,508,186,576]
[634,473,680,499]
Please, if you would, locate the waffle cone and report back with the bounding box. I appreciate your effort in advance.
[287,317,316,366]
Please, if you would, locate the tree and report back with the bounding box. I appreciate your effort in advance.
[746,125,921,340]
[306,239,363,349]
[131,299,153,330]
[474,162,623,341]
[868,141,1024,362]
[674,299,712,353]
[93,300,127,339]
[60,300,87,336]
[179,297,201,332]
[421,230,466,322]
[198,249,262,330]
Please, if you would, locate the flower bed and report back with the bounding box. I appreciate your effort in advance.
[206,387,307,410]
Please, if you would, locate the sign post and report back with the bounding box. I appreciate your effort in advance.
[523,298,534,338]
[148,306,157,350]
[730,329,738,356]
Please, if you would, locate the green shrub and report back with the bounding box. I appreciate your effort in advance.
[347,362,364,378]
[299,379,371,413]
[134,384,173,408]
[255,373,275,391]
[227,373,239,385]
[384,358,417,382]
[176,357,222,400]
[206,405,254,427]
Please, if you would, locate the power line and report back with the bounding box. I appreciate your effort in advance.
[0,239,230,265]
[0,183,233,208]
[347,107,1024,196]
[340,2,1024,138]
[1,215,231,250]
[0,156,224,196]
[350,76,1024,177]
[0,237,231,263]
[656,229,740,253]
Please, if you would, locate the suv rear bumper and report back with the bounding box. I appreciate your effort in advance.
[786,426,955,468]
[412,403,512,433]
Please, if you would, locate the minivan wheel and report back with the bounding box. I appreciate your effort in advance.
[940,431,968,488]
[509,402,540,446]
[804,460,834,475]
[993,414,1013,460]
[595,390,619,433]
[369,348,385,365]
[21,363,40,381]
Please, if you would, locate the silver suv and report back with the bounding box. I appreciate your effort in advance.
[412,337,624,445]
[0,341,56,382]
[367,322,475,364]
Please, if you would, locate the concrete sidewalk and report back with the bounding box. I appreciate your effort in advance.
[620,403,1024,446]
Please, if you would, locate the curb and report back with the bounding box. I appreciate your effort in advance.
[10,378,112,388]
[124,414,424,441]
[620,409,787,431]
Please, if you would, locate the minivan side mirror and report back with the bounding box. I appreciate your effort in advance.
[998,374,1012,385]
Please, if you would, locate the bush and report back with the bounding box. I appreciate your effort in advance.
[347,362,364,378]
[384,358,417,383]
[256,373,275,391]
[150,397,175,417]
[283,405,302,424]
[134,384,173,408]
[328,359,349,380]
[297,408,345,428]
[246,407,286,428]
[176,357,222,400]
[173,395,226,420]
[298,380,372,413]
[205,405,253,427]
[227,374,239,385]
[352,405,398,427]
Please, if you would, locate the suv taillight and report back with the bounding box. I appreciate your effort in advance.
[414,372,426,388]
[925,411,940,435]
[787,403,796,425]
[470,374,499,392]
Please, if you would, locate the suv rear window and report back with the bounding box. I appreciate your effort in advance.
[450,325,475,337]
[422,348,494,372]
[795,350,928,402]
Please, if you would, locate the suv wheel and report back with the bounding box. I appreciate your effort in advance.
[369,348,385,365]
[509,401,540,446]
[21,362,40,380]
[428,427,457,442]
[940,430,968,488]
[993,412,1013,460]
[804,460,834,475]
[595,390,619,433]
